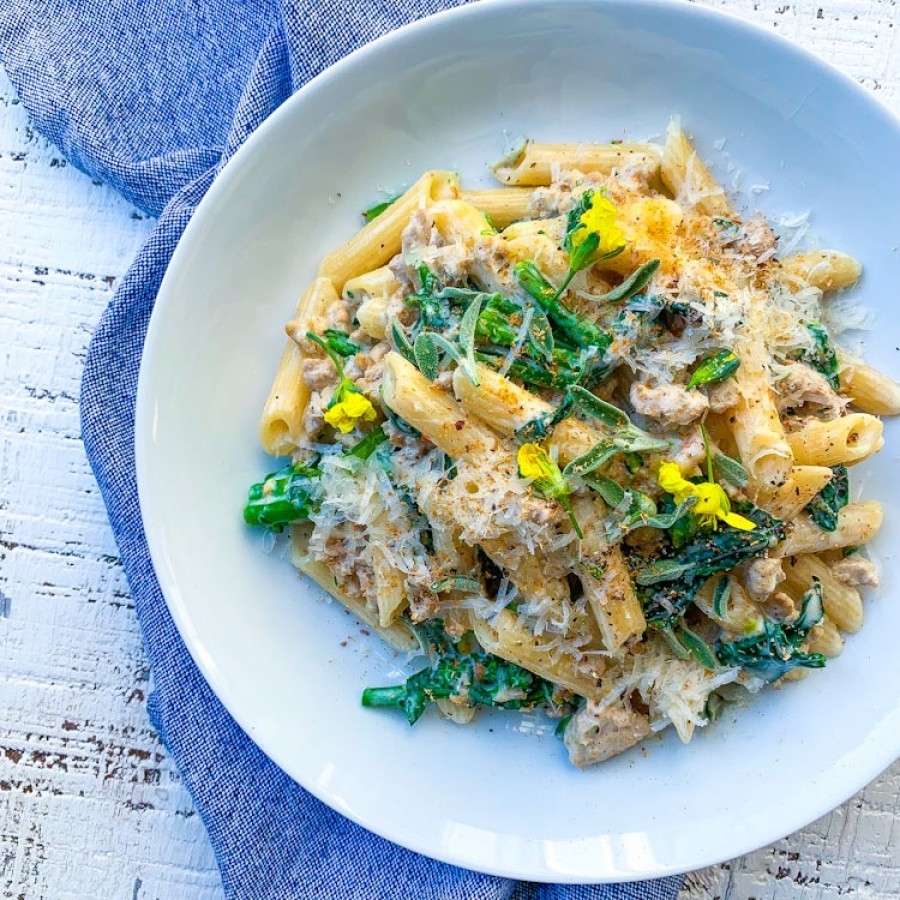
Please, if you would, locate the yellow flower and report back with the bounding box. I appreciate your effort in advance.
[517,443,583,538]
[572,193,626,258]
[657,462,755,531]
[323,383,377,434]
[517,442,562,492]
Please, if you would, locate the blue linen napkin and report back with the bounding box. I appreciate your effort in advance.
[0,2,686,897]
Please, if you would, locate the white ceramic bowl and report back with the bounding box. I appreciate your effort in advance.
[136,0,900,882]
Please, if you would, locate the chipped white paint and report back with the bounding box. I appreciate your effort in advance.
[0,2,897,897]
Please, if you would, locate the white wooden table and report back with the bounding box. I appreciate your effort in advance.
[1,2,898,897]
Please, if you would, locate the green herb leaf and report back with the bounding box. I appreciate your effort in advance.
[713,452,750,488]
[322,328,360,358]
[562,439,618,479]
[711,575,731,618]
[389,316,417,365]
[678,624,718,670]
[457,294,484,386]
[596,259,661,303]
[430,576,482,594]
[687,350,741,389]
[805,464,848,532]
[362,194,400,222]
[414,332,440,380]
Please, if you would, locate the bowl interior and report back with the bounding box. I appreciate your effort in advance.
[137,0,900,881]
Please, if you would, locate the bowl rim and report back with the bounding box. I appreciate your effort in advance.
[136,0,900,882]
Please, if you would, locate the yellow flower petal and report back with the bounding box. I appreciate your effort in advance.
[657,459,756,532]
[574,194,626,256]
[718,510,757,531]
[517,443,567,500]
[657,462,693,499]
[517,443,554,482]
[323,388,376,434]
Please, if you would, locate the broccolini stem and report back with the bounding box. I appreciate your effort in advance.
[514,260,612,351]
[361,685,407,707]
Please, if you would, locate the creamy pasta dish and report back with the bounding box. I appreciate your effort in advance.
[243,120,896,767]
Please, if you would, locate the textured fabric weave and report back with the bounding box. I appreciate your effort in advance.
[0,2,685,897]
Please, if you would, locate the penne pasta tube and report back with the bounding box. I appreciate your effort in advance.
[319,170,459,290]
[807,617,844,657]
[429,198,496,247]
[755,465,834,521]
[472,610,606,701]
[786,413,884,467]
[291,526,417,651]
[659,118,731,218]
[492,141,661,186]
[259,277,338,456]
[838,352,900,416]
[382,352,502,459]
[779,250,861,292]
[730,334,794,488]
[693,577,765,636]
[370,541,408,628]
[452,364,600,464]
[775,501,883,558]
[779,554,863,633]
[459,187,534,228]
[346,266,401,341]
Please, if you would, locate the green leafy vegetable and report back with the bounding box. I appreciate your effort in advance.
[362,621,561,724]
[715,583,827,682]
[242,462,321,531]
[802,322,840,390]
[476,347,586,390]
[362,194,400,222]
[321,328,360,358]
[633,504,785,628]
[805,464,849,532]
[677,624,719,670]
[243,429,388,531]
[595,258,660,303]
[687,349,741,389]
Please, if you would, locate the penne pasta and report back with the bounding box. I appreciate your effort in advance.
[259,277,338,456]
[472,610,607,701]
[779,250,861,292]
[382,352,502,459]
[659,118,731,218]
[319,170,459,290]
[838,352,900,416]
[459,187,534,228]
[492,141,661,186]
[775,501,883,558]
[786,413,884,467]
[755,465,834,521]
[779,554,863,633]
[730,330,794,488]
[291,526,417,652]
